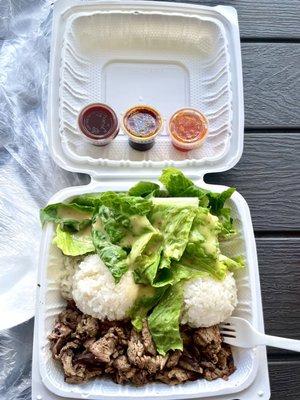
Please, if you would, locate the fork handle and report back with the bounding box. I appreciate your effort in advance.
[257,332,300,352]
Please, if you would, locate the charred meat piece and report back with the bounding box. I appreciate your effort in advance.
[141,320,156,356]
[59,308,82,330]
[127,329,168,374]
[113,355,131,372]
[178,351,203,374]
[156,367,198,385]
[49,322,72,357]
[166,350,182,368]
[89,328,119,363]
[193,326,222,348]
[113,367,137,384]
[75,315,99,339]
[131,369,151,386]
[49,322,72,340]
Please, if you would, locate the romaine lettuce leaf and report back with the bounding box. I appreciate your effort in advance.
[128,181,160,198]
[92,227,128,283]
[129,231,163,285]
[53,225,95,256]
[219,254,245,271]
[170,262,207,284]
[159,168,236,235]
[120,215,158,248]
[129,287,166,331]
[178,248,227,280]
[148,283,184,355]
[207,187,236,215]
[217,207,235,237]
[150,204,196,261]
[98,192,152,216]
[97,205,131,245]
[151,197,199,207]
[70,193,104,207]
[206,188,236,237]
[159,168,209,206]
[40,202,93,233]
[188,207,221,257]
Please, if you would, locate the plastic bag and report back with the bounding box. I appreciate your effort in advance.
[0,0,88,398]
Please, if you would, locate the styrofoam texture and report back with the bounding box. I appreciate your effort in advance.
[36,180,261,400]
[48,1,244,178]
[59,10,232,166]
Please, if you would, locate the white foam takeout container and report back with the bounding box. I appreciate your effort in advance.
[32,1,270,399]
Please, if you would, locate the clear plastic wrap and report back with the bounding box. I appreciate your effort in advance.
[0,0,88,398]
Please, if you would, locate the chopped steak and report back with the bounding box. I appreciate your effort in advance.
[166,350,182,368]
[156,367,197,385]
[50,305,235,386]
[113,367,137,384]
[89,328,119,363]
[75,315,99,338]
[178,351,203,374]
[83,338,96,350]
[49,322,72,340]
[49,322,72,357]
[127,329,168,373]
[141,320,156,356]
[127,329,144,365]
[193,326,221,347]
[113,355,131,372]
[59,309,82,330]
[131,369,151,386]
[74,351,102,367]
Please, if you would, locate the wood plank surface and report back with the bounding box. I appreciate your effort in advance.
[257,238,300,341]
[269,360,300,400]
[242,43,300,128]
[206,133,300,231]
[167,0,300,39]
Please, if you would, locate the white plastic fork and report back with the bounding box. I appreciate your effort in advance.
[220,317,300,352]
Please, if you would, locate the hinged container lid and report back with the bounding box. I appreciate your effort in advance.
[48,0,244,180]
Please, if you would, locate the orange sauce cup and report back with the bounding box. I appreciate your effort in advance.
[168,108,208,151]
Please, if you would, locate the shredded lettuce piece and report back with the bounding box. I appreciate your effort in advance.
[219,254,245,271]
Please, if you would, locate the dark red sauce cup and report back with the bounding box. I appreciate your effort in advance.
[78,103,119,146]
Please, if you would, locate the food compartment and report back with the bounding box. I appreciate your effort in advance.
[38,183,258,399]
[59,10,232,166]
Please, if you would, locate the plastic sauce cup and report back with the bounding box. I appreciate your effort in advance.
[168,108,208,151]
[78,103,119,146]
[122,105,163,151]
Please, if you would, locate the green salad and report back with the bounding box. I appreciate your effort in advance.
[41,168,244,355]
